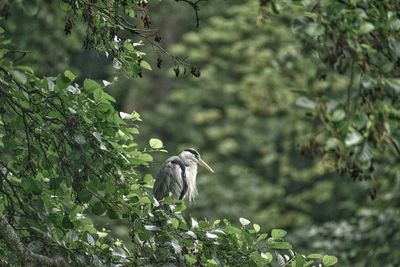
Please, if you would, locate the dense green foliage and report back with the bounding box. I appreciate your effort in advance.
[0,1,342,266]
[1,0,399,265]
[287,0,399,194]
[136,2,361,229]
[297,206,400,266]
[116,0,399,265]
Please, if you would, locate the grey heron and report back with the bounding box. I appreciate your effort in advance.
[153,148,214,202]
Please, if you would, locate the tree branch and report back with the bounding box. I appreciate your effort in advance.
[175,0,207,28]
[0,213,69,267]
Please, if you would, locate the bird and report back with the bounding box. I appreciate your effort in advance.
[153,148,214,202]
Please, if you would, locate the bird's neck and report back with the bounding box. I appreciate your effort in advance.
[185,164,198,202]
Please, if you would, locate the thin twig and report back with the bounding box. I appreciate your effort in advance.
[174,0,207,28]
[346,62,355,112]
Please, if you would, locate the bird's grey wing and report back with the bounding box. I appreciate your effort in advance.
[153,156,187,200]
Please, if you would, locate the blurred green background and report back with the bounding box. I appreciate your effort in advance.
[4,0,399,265]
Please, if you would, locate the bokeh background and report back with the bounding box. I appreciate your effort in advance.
[4,0,400,265]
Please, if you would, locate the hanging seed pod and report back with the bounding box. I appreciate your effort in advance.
[83,5,92,23]
[157,57,162,68]
[0,3,11,19]
[64,15,75,35]
[174,65,180,77]
[191,66,201,77]
[155,32,162,43]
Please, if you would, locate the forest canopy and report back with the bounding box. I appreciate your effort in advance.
[0,0,399,266]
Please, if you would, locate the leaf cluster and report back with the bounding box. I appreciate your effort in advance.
[0,15,336,266]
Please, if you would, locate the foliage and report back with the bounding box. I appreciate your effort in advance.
[295,206,400,266]
[135,1,366,230]
[292,170,400,266]
[116,0,399,264]
[0,2,336,266]
[1,1,84,75]
[274,0,400,192]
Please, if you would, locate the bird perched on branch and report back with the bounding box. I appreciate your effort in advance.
[153,148,214,202]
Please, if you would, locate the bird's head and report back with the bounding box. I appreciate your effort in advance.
[179,148,214,173]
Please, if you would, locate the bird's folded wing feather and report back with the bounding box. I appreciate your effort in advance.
[153,156,184,200]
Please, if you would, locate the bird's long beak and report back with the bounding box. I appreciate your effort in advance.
[198,158,214,173]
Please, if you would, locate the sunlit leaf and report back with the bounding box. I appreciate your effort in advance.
[322,255,338,266]
[272,229,287,239]
[149,138,163,149]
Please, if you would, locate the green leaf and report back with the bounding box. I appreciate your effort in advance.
[171,218,179,229]
[250,251,272,266]
[262,252,273,263]
[21,177,42,195]
[291,89,311,97]
[139,196,151,204]
[353,113,369,129]
[359,22,375,34]
[184,255,197,265]
[306,23,325,37]
[62,215,74,229]
[206,232,218,239]
[225,225,242,235]
[144,225,160,231]
[331,109,346,123]
[207,259,218,266]
[83,79,102,92]
[345,131,363,147]
[103,92,116,103]
[64,70,76,81]
[296,97,315,110]
[59,1,71,11]
[120,112,134,120]
[87,234,95,246]
[149,138,163,149]
[106,208,120,219]
[11,70,27,84]
[322,255,338,266]
[140,60,152,70]
[143,174,154,187]
[125,7,136,18]
[272,229,287,239]
[91,202,106,215]
[74,133,87,144]
[256,233,268,243]
[326,138,340,150]
[307,254,323,259]
[105,176,116,196]
[253,223,260,232]
[359,142,373,163]
[266,239,292,250]
[93,89,104,102]
[97,231,108,238]
[295,253,306,267]
[77,189,92,202]
[385,78,400,93]
[16,65,34,74]
[239,217,250,226]
[137,153,153,163]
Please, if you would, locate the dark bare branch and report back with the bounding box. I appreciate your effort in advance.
[174,0,207,28]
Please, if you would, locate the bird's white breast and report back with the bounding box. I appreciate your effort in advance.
[185,164,198,202]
